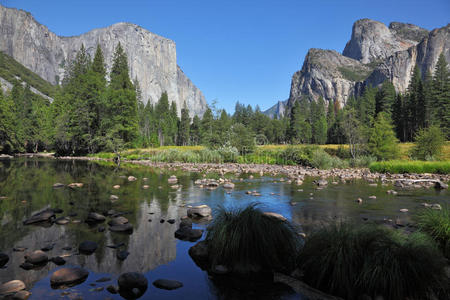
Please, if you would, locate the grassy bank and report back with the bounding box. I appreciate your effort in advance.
[369,160,450,174]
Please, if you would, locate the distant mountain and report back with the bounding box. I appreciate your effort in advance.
[265,19,449,118]
[0,4,207,117]
[263,99,288,118]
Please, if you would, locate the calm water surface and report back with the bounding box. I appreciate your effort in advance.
[0,158,448,299]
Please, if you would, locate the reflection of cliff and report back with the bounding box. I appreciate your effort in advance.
[0,198,185,290]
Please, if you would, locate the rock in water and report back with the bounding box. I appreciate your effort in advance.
[168,175,178,184]
[116,250,129,261]
[188,241,209,269]
[0,253,9,267]
[262,212,287,222]
[12,290,31,300]
[50,267,89,287]
[174,227,203,242]
[109,223,134,234]
[152,279,183,290]
[0,280,26,295]
[108,216,129,226]
[23,209,55,225]
[118,272,148,298]
[78,241,98,254]
[223,183,235,189]
[24,250,48,265]
[86,212,106,223]
[187,205,212,218]
[50,256,66,265]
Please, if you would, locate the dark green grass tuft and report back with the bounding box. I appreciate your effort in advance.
[415,206,450,259]
[205,204,302,275]
[298,222,448,300]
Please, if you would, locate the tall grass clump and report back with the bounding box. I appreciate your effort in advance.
[205,204,302,275]
[309,149,348,169]
[415,206,450,259]
[298,222,448,300]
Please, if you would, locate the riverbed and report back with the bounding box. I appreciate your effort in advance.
[0,158,448,299]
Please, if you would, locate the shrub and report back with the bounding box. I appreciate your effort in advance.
[411,126,445,160]
[415,206,450,259]
[205,204,302,275]
[309,149,348,169]
[298,222,448,300]
[349,155,377,168]
[217,145,239,163]
[230,123,256,154]
[280,145,319,166]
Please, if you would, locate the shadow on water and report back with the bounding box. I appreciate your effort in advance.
[0,158,448,299]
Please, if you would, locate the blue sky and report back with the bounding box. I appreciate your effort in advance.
[4,0,450,112]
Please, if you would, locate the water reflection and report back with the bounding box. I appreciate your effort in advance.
[0,158,448,299]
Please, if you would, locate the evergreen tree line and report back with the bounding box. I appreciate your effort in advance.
[0,45,448,155]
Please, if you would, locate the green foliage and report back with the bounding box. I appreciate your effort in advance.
[411,125,445,160]
[0,51,55,97]
[349,155,377,168]
[206,204,302,274]
[369,160,450,174]
[415,206,450,259]
[368,112,399,160]
[298,222,448,300]
[309,148,348,169]
[230,123,255,154]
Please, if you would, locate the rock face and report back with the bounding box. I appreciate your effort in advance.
[266,19,448,118]
[0,5,207,117]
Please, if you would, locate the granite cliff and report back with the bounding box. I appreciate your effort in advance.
[266,19,449,118]
[0,5,207,117]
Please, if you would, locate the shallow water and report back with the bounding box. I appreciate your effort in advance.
[0,158,448,299]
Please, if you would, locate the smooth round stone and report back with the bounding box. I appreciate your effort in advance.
[152,279,183,290]
[55,217,70,225]
[118,272,147,297]
[50,256,66,265]
[174,227,203,242]
[116,250,129,261]
[50,267,89,287]
[108,216,128,226]
[0,253,9,267]
[12,290,31,300]
[109,223,133,233]
[25,250,48,265]
[86,212,106,223]
[78,241,98,254]
[23,209,55,225]
[0,280,26,295]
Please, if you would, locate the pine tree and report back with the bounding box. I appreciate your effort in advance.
[368,112,399,160]
[200,107,214,146]
[311,97,327,144]
[91,44,106,84]
[190,115,201,145]
[0,85,18,153]
[178,102,190,146]
[392,94,406,142]
[431,53,450,137]
[405,65,422,141]
[375,80,396,117]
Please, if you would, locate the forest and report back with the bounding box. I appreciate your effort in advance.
[0,44,448,159]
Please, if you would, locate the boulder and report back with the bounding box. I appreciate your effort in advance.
[435,181,448,189]
[128,176,137,182]
[108,216,129,226]
[50,256,66,266]
[23,209,55,225]
[117,250,129,261]
[50,267,89,287]
[55,217,70,225]
[223,183,235,189]
[67,183,83,188]
[12,290,31,300]
[174,227,203,242]
[118,272,148,297]
[78,241,98,254]
[0,253,9,267]
[187,205,212,218]
[0,280,25,295]
[168,175,178,184]
[52,183,65,188]
[179,218,193,229]
[86,212,106,223]
[315,179,328,187]
[109,223,133,234]
[152,279,183,290]
[24,250,48,265]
